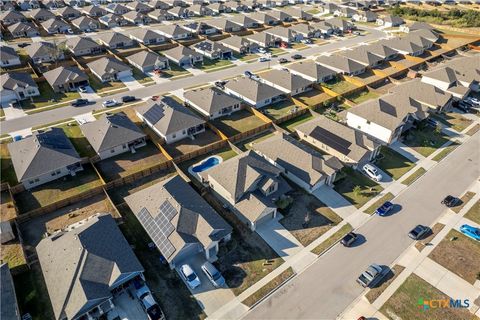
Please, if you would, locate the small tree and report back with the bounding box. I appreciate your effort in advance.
[353,185,362,197]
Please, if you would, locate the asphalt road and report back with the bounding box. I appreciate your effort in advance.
[0,27,386,135]
[246,131,480,320]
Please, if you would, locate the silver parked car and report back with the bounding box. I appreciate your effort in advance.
[201,261,225,288]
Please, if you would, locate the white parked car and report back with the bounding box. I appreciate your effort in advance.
[362,163,383,182]
[257,47,267,54]
[78,86,87,93]
[466,97,480,106]
[180,264,201,290]
[259,57,271,62]
[102,99,118,107]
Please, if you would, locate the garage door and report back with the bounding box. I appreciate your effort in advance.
[256,210,274,227]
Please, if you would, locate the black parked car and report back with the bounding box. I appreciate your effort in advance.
[291,54,303,60]
[441,195,460,207]
[408,225,430,240]
[121,95,136,103]
[279,58,289,64]
[71,99,90,107]
[457,101,471,113]
[341,232,358,247]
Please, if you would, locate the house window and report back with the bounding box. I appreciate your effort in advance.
[111,149,115,153]
[51,172,56,176]
[123,144,127,149]
[29,180,34,184]
[35,178,40,182]
[56,170,60,174]
[172,134,176,138]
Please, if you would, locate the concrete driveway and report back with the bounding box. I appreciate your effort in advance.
[256,215,303,261]
[313,186,356,220]
[176,253,236,316]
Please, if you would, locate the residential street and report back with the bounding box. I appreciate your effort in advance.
[0,27,386,135]
[245,131,480,320]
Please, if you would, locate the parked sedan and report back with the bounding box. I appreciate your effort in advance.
[291,54,303,60]
[180,264,201,290]
[259,57,271,62]
[441,195,459,207]
[121,95,136,103]
[460,224,480,241]
[102,99,119,107]
[279,58,289,64]
[466,97,480,106]
[408,225,430,240]
[375,201,393,216]
[341,232,358,247]
[71,99,90,107]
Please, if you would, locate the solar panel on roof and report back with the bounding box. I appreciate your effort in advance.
[143,104,165,124]
[37,132,71,150]
[137,207,176,259]
[379,101,398,117]
[310,126,352,156]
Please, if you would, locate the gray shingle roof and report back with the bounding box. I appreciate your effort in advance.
[0,46,19,61]
[344,46,384,66]
[252,132,343,188]
[162,45,202,62]
[225,77,284,104]
[43,65,88,86]
[7,128,81,182]
[259,69,313,92]
[87,56,132,77]
[67,36,101,52]
[1,264,19,320]
[80,112,146,154]
[96,31,132,46]
[127,50,168,68]
[288,60,337,82]
[184,86,242,115]
[1,72,37,91]
[36,213,144,320]
[125,175,232,263]
[136,96,205,135]
[316,55,365,74]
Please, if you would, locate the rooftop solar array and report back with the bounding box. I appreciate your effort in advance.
[37,130,72,150]
[137,201,178,259]
[379,101,398,117]
[310,126,352,155]
[143,104,165,124]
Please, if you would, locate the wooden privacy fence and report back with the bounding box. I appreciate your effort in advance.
[274,107,309,125]
[174,140,229,164]
[229,122,273,144]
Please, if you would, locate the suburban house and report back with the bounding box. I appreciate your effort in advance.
[249,12,279,25]
[66,37,105,56]
[99,14,128,28]
[80,112,146,160]
[288,60,337,83]
[0,46,21,68]
[148,0,172,9]
[324,18,353,33]
[124,11,152,25]
[1,264,20,320]
[0,10,27,25]
[0,72,39,105]
[87,57,133,82]
[168,6,193,18]
[352,10,377,22]
[366,43,398,61]
[289,23,320,39]
[96,32,136,49]
[184,86,243,119]
[310,21,334,36]
[224,77,285,108]
[259,69,313,96]
[189,4,214,16]
[400,21,436,33]
[82,5,108,17]
[135,97,206,144]
[182,21,219,35]
[377,14,405,27]
[8,22,40,38]
[126,50,169,72]
[265,26,302,44]
[43,66,89,93]
[421,55,480,98]
[230,15,260,29]
[208,2,230,14]
[295,115,381,166]
[245,32,276,48]
[269,10,293,22]
[382,37,424,56]
[148,9,176,21]
[334,6,356,18]
[207,18,244,33]
[71,16,100,32]
[29,8,56,21]
[251,132,343,193]
[7,128,83,189]
[200,150,292,231]
[126,1,152,12]
[320,3,340,14]
[106,3,130,15]
[41,18,70,34]
[36,213,145,320]
[162,45,203,67]
[316,55,366,76]
[155,24,191,40]
[57,6,82,19]
[18,0,41,10]
[125,175,232,269]
[283,7,313,20]
[129,28,165,45]
[219,36,259,54]
[192,40,233,59]
[345,46,384,67]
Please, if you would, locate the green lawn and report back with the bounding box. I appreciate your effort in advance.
[13,264,55,320]
[132,68,155,84]
[242,267,294,307]
[59,123,96,158]
[432,142,460,162]
[157,62,191,78]
[311,223,353,255]
[432,113,473,133]
[211,109,267,137]
[234,53,259,62]
[279,112,314,132]
[88,74,126,94]
[380,273,474,320]
[0,143,18,186]
[464,200,480,224]
[263,101,301,120]
[20,81,80,109]
[345,90,380,105]
[402,167,427,186]
[364,192,395,215]
[268,47,287,56]
[236,131,276,151]
[334,168,383,208]
[198,58,234,72]
[376,147,416,180]
[365,265,405,303]
[14,165,103,214]
[321,78,358,94]
[306,9,320,14]
[403,127,450,157]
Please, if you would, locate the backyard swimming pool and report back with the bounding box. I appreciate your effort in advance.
[188,155,223,179]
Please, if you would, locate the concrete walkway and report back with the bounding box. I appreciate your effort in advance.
[1,103,26,120]
[120,76,144,90]
[79,85,100,100]
[390,141,425,162]
[313,186,357,220]
[256,215,304,262]
[73,112,96,124]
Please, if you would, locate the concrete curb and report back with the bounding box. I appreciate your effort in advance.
[247,271,297,310]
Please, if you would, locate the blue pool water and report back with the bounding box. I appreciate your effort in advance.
[192,157,220,173]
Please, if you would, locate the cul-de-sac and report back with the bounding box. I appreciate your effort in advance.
[0,0,479,319]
